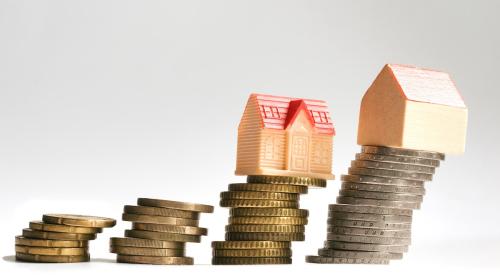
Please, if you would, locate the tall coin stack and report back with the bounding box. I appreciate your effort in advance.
[212,175,327,265]
[15,214,116,263]
[306,145,444,264]
[110,198,213,265]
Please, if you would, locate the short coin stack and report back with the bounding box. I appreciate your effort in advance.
[306,145,444,264]
[15,214,116,263]
[110,198,213,265]
[212,175,328,265]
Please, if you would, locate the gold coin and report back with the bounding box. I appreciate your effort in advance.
[137,198,214,213]
[116,255,194,265]
[212,257,291,265]
[22,229,97,241]
[211,241,291,249]
[16,252,90,263]
[212,248,292,257]
[220,199,299,208]
[225,224,305,233]
[247,175,327,187]
[110,246,184,257]
[110,237,185,249]
[125,229,201,243]
[229,216,308,225]
[15,236,88,248]
[225,232,305,241]
[230,208,308,217]
[132,222,207,236]
[220,191,299,201]
[15,245,88,256]
[42,214,116,228]
[122,213,198,226]
[124,205,199,220]
[29,221,102,234]
[229,183,308,194]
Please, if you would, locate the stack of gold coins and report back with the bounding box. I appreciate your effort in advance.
[15,214,116,263]
[110,198,213,265]
[306,145,443,264]
[212,175,328,265]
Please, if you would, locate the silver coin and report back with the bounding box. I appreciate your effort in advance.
[305,255,390,264]
[325,234,411,245]
[341,174,424,187]
[351,160,435,174]
[327,226,411,238]
[324,241,409,253]
[339,190,423,203]
[337,196,421,210]
[361,145,445,160]
[349,167,433,181]
[356,153,440,167]
[329,204,413,216]
[341,182,425,195]
[317,249,403,260]
[328,211,412,223]
[327,218,412,230]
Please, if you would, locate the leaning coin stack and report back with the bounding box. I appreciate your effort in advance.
[110,198,213,265]
[212,175,327,265]
[306,145,444,264]
[15,214,116,263]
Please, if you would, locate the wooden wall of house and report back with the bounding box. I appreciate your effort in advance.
[236,97,262,171]
[259,129,286,170]
[310,134,333,174]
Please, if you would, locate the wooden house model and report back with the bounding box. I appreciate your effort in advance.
[235,93,335,180]
[358,64,468,154]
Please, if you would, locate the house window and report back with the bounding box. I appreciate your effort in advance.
[310,111,329,123]
[262,105,280,119]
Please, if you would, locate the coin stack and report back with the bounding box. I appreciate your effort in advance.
[110,198,213,265]
[15,214,116,263]
[306,145,444,264]
[212,175,327,265]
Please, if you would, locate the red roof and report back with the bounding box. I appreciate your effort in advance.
[387,64,466,108]
[251,93,335,135]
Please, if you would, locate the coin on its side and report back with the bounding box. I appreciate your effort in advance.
[123,205,199,220]
[212,248,292,258]
[225,224,305,233]
[327,219,412,230]
[339,190,423,203]
[125,229,201,243]
[116,255,194,265]
[361,145,445,160]
[110,246,184,257]
[247,175,327,187]
[220,191,299,201]
[229,216,308,225]
[29,221,102,234]
[15,252,90,263]
[137,198,214,213]
[325,235,411,245]
[212,257,292,265]
[348,167,433,181]
[341,174,424,187]
[15,245,88,256]
[329,204,413,216]
[230,208,308,217]
[336,196,421,210]
[22,229,97,241]
[328,211,412,223]
[220,199,299,208]
[42,214,116,228]
[229,183,308,194]
[110,237,185,249]
[351,160,435,174]
[355,153,440,167]
[132,223,207,236]
[341,182,425,195]
[327,226,412,238]
[15,236,88,248]
[305,255,389,265]
[324,241,408,253]
[122,213,198,227]
[317,248,402,260]
[211,241,291,249]
[225,232,305,241]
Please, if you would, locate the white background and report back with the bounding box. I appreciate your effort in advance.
[1,0,499,274]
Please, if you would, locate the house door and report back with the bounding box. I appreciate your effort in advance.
[290,134,309,172]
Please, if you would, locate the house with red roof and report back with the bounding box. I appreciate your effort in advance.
[358,64,468,154]
[235,93,335,180]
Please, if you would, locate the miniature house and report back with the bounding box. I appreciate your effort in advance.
[358,64,468,154]
[235,93,335,180]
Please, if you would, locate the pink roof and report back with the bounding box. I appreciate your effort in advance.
[252,93,335,135]
[387,64,466,108]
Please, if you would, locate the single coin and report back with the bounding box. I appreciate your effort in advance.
[230,208,308,217]
[220,191,299,201]
[324,241,408,253]
[42,214,116,228]
[329,204,413,216]
[225,232,305,241]
[15,245,88,256]
[341,174,424,187]
[229,183,308,194]
[124,229,201,243]
[339,190,423,203]
[15,236,88,248]
[305,255,389,265]
[325,235,411,245]
[212,248,292,258]
[355,153,440,167]
[29,221,102,234]
[225,224,305,233]
[137,198,214,213]
[110,246,184,257]
[22,229,96,241]
[122,213,198,226]
[211,241,291,249]
[123,205,199,220]
[341,182,425,195]
[328,211,412,223]
[318,248,403,260]
[116,254,193,265]
[229,216,308,225]
[132,223,207,236]
[327,226,411,238]
[351,160,435,174]
[247,175,327,187]
[361,145,445,160]
[348,167,433,181]
[110,237,185,249]
[15,252,90,263]
[337,196,421,209]
[212,257,292,265]
[220,199,299,208]
[327,219,412,230]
